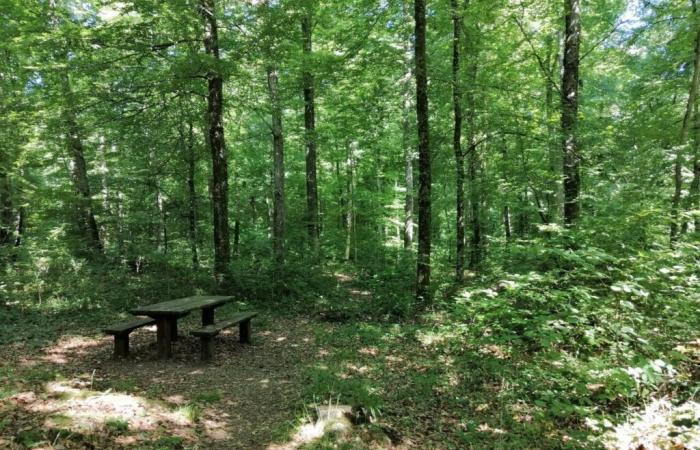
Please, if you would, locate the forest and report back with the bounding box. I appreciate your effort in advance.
[1,0,700,449]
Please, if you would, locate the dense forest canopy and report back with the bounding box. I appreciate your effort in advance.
[1,0,700,448]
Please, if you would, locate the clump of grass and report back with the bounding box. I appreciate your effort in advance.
[105,418,129,434]
[195,390,222,404]
[111,377,138,393]
[151,435,184,449]
[176,403,201,423]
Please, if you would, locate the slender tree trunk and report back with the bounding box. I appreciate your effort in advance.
[691,104,700,232]
[201,0,230,281]
[452,0,465,282]
[0,172,12,246]
[561,0,582,225]
[414,0,432,303]
[267,65,286,265]
[468,140,482,269]
[183,121,199,269]
[97,136,112,247]
[154,178,164,251]
[302,12,320,258]
[465,51,482,270]
[60,71,102,253]
[503,205,512,241]
[345,143,355,262]
[544,33,561,222]
[14,206,25,248]
[672,6,700,241]
[402,2,415,250]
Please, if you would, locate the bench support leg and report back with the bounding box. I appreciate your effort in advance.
[202,307,215,326]
[114,334,129,359]
[200,336,214,361]
[156,317,173,359]
[239,320,251,344]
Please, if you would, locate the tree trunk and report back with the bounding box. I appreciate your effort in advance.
[544,32,561,222]
[452,0,465,282]
[267,65,286,265]
[561,0,582,225]
[468,141,482,270]
[672,6,700,241]
[97,136,112,247]
[691,104,700,232]
[402,1,414,250]
[14,206,25,248]
[345,142,355,262]
[302,12,320,259]
[0,172,12,246]
[185,121,199,269]
[466,50,482,270]
[414,0,432,304]
[201,0,231,281]
[503,205,512,241]
[61,71,102,253]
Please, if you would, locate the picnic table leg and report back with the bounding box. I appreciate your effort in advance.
[202,307,215,326]
[171,319,178,341]
[114,333,129,359]
[156,317,174,359]
[239,319,251,344]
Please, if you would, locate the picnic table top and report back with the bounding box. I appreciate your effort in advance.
[130,295,234,317]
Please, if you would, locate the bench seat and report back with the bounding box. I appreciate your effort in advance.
[103,317,155,358]
[190,311,257,360]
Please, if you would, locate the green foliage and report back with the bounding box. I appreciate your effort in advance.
[104,418,129,434]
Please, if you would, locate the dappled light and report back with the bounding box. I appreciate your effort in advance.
[3,0,700,448]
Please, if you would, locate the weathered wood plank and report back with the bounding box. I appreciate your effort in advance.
[102,317,155,335]
[190,312,258,337]
[130,295,234,316]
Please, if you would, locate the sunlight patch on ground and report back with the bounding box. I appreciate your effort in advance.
[8,381,196,440]
[19,336,105,366]
[333,272,354,283]
[601,399,700,450]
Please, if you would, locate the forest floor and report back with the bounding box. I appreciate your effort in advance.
[1,265,697,449]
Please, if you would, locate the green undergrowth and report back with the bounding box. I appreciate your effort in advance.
[295,239,700,449]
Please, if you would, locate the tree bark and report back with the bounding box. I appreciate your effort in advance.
[201,0,231,281]
[302,12,320,259]
[414,0,432,304]
[345,142,355,262]
[60,71,102,253]
[267,65,286,265]
[672,6,700,241]
[0,172,12,246]
[561,0,582,225]
[452,0,465,282]
[184,121,199,269]
[400,0,415,250]
[468,140,482,269]
[466,51,482,270]
[691,104,700,232]
[14,206,24,248]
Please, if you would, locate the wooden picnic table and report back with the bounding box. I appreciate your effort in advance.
[130,295,234,359]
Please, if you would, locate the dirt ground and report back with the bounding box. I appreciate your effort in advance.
[0,314,319,449]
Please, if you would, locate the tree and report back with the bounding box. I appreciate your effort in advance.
[302,8,321,259]
[267,65,286,264]
[561,0,582,226]
[414,0,432,303]
[671,2,700,241]
[200,0,231,282]
[452,0,466,281]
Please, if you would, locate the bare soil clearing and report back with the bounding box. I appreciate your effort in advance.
[0,315,319,449]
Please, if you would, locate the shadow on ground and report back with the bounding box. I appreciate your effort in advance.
[0,308,319,449]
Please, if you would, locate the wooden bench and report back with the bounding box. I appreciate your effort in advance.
[190,311,257,361]
[103,317,156,358]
